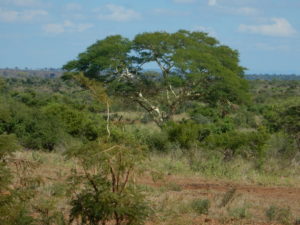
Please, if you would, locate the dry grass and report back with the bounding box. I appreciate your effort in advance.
[7,150,300,225]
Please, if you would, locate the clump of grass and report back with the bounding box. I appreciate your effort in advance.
[190,199,210,215]
[228,205,250,219]
[266,205,293,225]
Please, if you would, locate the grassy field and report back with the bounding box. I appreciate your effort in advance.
[9,150,300,225]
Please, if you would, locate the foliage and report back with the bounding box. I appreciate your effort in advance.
[267,132,298,159]
[64,30,250,126]
[190,199,210,215]
[61,74,151,225]
[266,205,293,225]
[205,128,269,161]
[67,133,150,225]
[145,131,171,152]
[63,35,132,80]
[164,121,201,149]
[280,103,300,148]
[228,205,250,219]
[42,102,106,141]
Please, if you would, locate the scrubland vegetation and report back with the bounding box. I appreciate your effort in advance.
[0,30,299,224]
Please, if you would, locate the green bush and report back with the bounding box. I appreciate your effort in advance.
[191,199,210,215]
[228,205,250,219]
[267,132,298,159]
[42,103,106,141]
[260,104,282,132]
[13,110,63,150]
[67,132,151,225]
[11,89,51,107]
[146,131,171,152]
[189,105,217,124]
[266,205,293,225]
[164,121,201,149]
[205,128,269,161]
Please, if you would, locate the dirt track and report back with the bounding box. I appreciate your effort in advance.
[143,176,300,225]
[145,175,300,199]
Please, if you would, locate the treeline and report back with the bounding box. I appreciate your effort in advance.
[1,68,300,81]
[0,68,62,79]
[246,74,300,80]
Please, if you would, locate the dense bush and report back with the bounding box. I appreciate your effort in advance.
[205,128,269,161]
[0,86,106,150]
[145,131,171,152]
[190,199,210,215]
[13,109,63,150]
[42,103,106,141]
[267,132,298,159]
[164,121,201,149]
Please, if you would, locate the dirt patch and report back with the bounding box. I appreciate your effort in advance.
[142,175,300,225]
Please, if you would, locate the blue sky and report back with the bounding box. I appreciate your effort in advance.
[0,0,299,74]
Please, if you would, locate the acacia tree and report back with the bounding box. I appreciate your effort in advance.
[63,30,250,126]
[61,72,151,225]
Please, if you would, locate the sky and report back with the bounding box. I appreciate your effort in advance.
[0,0,299,74]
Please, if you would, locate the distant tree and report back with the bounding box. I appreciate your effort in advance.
[63,30,250,126]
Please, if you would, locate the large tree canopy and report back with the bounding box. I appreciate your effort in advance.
[63,30,250,126]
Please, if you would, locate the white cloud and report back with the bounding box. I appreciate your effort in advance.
[255,43,290,51]
[65,3,82,11]
[0,8,47,22]
[96,4,141,22]
[235,7,259,16]
[0,9,18,22]
[43,20,93,34]
[239,18,297,37]
[208,0,217,6]
[173,0,196,3]
[23,9,47,20]
[76,23,93,32]
[43,23,65,34]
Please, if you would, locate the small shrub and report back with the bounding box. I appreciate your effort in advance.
[67,134,151,225]
[191,199,210,215]
[266,205,293,225]
[164,121,201,149]
[267,132,297,159]
[146,131,171,152]
[228,205,250,219]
